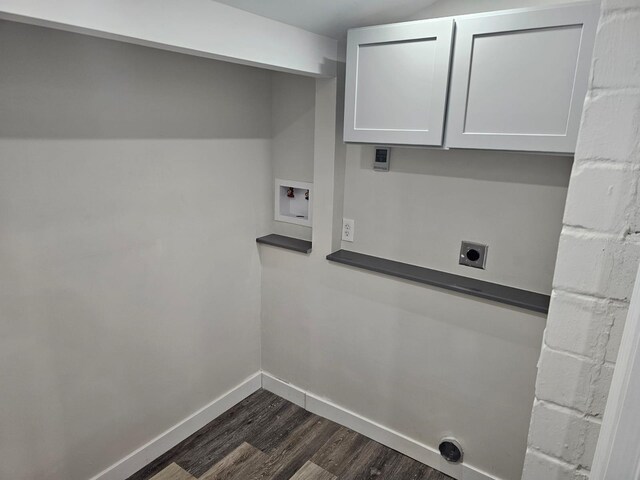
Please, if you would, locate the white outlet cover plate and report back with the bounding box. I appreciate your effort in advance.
[342,218,355,242]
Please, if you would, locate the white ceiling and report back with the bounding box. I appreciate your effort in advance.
[213,0,439,39]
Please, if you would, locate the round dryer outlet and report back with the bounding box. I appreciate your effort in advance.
[439,437,464,464]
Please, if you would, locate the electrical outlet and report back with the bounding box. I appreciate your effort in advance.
[342,218,355,242]
[459,241,488,269]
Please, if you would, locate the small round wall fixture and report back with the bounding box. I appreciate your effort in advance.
[439,437,463,463]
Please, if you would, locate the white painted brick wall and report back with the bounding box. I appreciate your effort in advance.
[553,230,640,300]
[603,0,640,11]
[523,1,640,479]
[528,401,601,468]
[535,346,613,416]
[591,11,640,89]
[603,302,627,363]
[523,449,589,480]
[544,292,628,363]
[574,92,640,163]
[563,163,639,232]
[576,90,640,162]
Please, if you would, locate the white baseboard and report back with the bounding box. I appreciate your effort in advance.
[88,372,262,480]
[261,372,306,408]
[261,372,499,480]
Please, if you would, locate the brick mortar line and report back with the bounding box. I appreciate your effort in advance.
[589,86,640,95]
[534,398,603,423]
[526,446,592,471]
[561,223,631,238]
[600,7,640,18]
[551,286,631,303]
[551,288,630,307]
[541,343,605,364]
[572,159,640,170]
[573,156,640,166]
[560,225,634,240]
[542,337,617,368]
[586,86,640,98]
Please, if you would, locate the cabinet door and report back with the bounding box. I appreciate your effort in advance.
[446,3,599,153]
[344,19,454,146]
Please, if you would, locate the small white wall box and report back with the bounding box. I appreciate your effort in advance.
[275,179,313,227]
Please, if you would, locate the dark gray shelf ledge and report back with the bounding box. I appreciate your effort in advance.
[256,234,312,254]
[326,249,550,314]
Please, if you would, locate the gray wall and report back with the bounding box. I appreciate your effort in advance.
[343,146,571,293]
[270,72,316,241]
[0,21,271,480]
[0,1,581,479]
[261,2,574,480]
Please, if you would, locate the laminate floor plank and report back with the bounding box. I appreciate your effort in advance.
[126,389,454,480]
[338,438,404,480]
[249,402,312,453]
[199,442,267,480]
[148,463,196,480]
[382,454,438,480]
[309,426,369,476]
[289,460,337,480]
[177,391,288,477]
[127,390,281,480]
[126,445,187,480]
[245,415,341,480]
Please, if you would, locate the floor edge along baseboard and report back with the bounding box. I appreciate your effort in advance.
[261,371,501,480]
[88,372,262,480]
[88,370,500,480]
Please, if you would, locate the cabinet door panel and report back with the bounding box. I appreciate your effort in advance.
[447,4,599,153]
[344,19,454,146]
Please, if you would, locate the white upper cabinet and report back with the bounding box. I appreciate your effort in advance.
[343,3,599,153]
[343,18,455,146]
[446,3,599,153]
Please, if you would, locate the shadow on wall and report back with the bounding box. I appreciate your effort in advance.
[358,145,573,187]
[0,18,272,480]
[0,20,272,140]
[270,72,316,141]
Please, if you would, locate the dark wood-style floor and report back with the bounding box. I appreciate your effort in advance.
[127,389,453,480]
